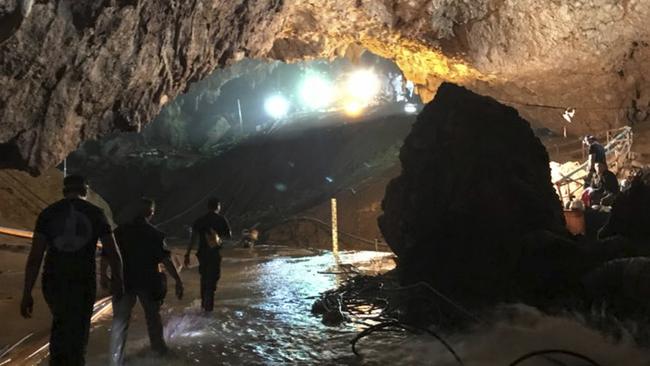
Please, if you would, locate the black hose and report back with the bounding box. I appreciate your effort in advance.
[350,321,406,356]
[508,349,602,366]
[351,321,464,366]
[541,356,568,366]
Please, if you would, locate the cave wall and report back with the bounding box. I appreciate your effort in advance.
[0,0,285,173]
[1,0,649,173]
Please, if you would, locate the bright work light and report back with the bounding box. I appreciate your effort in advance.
[264,95,290,119]
[300,73,334,109]
[345,69,380,102]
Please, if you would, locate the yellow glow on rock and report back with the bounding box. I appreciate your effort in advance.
[359,36,489,102]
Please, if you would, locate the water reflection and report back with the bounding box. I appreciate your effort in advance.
[84,248,395,365]
[63,247,650,365]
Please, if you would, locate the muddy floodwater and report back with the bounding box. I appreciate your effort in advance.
[5,245,650,365]
[84,247,398,366]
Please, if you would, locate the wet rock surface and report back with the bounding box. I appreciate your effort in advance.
[378,83,586,306]
[579,169,650,320]
[599,168,650,242]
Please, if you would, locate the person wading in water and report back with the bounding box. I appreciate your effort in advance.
[106,198,183,365]
[184,197,231,312]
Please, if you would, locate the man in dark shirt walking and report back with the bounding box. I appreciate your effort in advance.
[184,197,231,312]
[106,198,183,366]
[584,135,607,171]
[20,175,124,366]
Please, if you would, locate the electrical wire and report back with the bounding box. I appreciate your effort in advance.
[508,349,602,366]
[350,320,464,366]
[274,216,389,247]
[497,98,637,111]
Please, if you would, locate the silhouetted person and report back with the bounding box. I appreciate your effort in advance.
[20,175,123,366]
[588,162,620,206]
[584,135,606,172]
[106,198,183,365]
[184,198,231,312]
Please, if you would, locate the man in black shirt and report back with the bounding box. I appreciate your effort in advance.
[106,198,183,366]
[20,175,123,366]
[184,197,231,312]
[588,162,620,206]
[584,135,607,171]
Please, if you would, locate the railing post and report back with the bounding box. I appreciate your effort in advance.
[331,198,338,254]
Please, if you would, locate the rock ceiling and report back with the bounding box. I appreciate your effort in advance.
[1,0,649,173]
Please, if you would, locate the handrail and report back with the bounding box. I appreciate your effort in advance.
[0,226,33,239]
[553,126,632,185]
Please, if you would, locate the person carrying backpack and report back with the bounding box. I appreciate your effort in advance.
[184,197,231,312]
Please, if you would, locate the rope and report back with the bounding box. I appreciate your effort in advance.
[497,99,638,111]
[2,171,50,207]
[154,184,222,227]
[274,216,390,247]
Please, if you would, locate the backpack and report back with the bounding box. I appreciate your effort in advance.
[205,227,222,249]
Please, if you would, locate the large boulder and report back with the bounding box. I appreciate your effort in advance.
[378,83,571,304]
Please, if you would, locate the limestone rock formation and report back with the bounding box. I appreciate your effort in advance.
[0,0,285,173]
[378,83,576,304]
[1,0,650,173]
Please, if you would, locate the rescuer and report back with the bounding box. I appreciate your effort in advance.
[20,175,123,366]
[106,198,183,365]
[184,197,231,312]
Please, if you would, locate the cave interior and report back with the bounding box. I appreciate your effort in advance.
[1,1,650,364]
